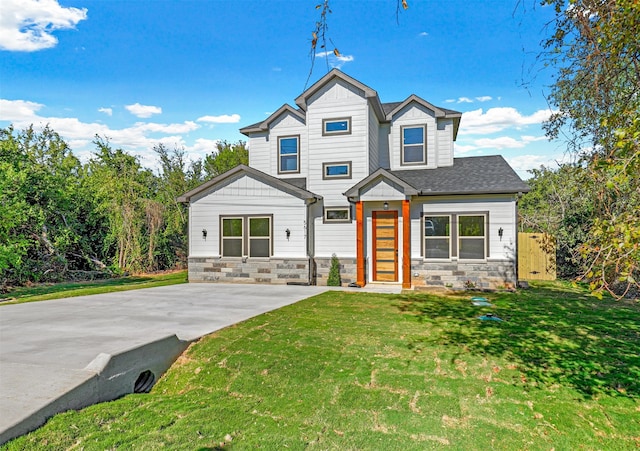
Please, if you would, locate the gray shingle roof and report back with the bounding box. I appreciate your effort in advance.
[282,177,307,190]
[390,155,530,195]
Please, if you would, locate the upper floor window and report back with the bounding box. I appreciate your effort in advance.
[323,161,352,180]
[278,136,300,174]
[401,125,426,165]
[323,117,351,136]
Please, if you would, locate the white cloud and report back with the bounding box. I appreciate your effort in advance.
[125,103,162,118]
[458,107,555,135]
[0,0,88,52]
[0,99,44,120]
[444,99,456,103]
[98,107,112,116]
[1,98,210,168]
[475,96,492,102]
[419,31,428,37]
[197,114,241,124]
[457,97,474,103]
[134,121,199,134]
[315,51,355,69]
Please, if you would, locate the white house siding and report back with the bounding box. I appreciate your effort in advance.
[314,220,356,259]
[268,113,307,180]
[378,123,391,169]
[247,131,269,173]
[436,119,454,167]
[368,104,380,174]
[187,174,311,284]
[305,78,370,203]
[409,194,518,289]
[389,104,438,171]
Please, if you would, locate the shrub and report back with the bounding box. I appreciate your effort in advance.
[327,254,342,286]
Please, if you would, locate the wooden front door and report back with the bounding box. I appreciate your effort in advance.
[372,211,398,282]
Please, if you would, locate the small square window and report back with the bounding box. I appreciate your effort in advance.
[324,207,351,223]
[322,161,352,179]
[323,117,351,136]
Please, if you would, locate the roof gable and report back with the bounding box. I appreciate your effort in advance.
[387,95,462,140]
[344,168,419,200]
[294,69,386,121]
[177,165,321,203]
[239,104,305,136]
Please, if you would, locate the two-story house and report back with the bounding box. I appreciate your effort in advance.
[178,69,530,289]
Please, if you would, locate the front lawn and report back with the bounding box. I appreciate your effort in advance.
[0,270,187,305]
[4,282,639,450]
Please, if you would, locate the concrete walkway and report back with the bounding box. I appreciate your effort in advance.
[0,282,401,444]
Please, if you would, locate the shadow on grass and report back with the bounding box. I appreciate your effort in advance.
[395,285,640,399]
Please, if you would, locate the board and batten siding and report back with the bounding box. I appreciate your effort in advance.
[411,195,518,260]
[189,174,308,258]
[389,104,438,171]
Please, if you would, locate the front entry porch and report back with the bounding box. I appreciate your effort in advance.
[355,199,412,289]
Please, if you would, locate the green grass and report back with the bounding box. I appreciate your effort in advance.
[4,281,640,450]
[0,270,187,305]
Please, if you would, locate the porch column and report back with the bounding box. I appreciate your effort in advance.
[402,199,411,289]
[356,201,365,287]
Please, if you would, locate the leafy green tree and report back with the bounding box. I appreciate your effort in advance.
[519,164,595,280]
[153,144,204,268]
[203,140,249,179]
[87,137,155,272]
[540,0,640,297]
[0,126,103,288]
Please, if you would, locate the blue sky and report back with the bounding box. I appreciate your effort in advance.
[1,0,569,178]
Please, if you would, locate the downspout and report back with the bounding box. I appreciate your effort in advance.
[515,192,522,286]
[307,197,318,285]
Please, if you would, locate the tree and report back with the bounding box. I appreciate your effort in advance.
[540,0,640,297]
[519,164,595,280]
[203,140,249,179]
[0,126,104,288]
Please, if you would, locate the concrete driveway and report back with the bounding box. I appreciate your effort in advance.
[0,283,336,444]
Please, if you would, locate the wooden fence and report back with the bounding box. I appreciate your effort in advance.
[518,233,556,281]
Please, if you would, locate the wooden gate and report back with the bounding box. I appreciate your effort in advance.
[518,233,556,281]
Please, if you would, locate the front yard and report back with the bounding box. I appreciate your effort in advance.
[4,282,639,450]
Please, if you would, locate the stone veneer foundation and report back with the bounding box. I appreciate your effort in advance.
[313,257,358,286]
[188,257,311,284]
[188,257,515,289]
[410,259,517,290]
